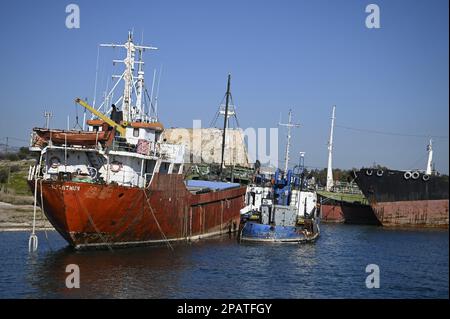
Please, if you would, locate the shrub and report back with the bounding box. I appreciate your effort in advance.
[6,153,19,161]
[10,165,20,173]
[0,168,7,184]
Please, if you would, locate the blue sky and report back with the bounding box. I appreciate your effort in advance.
[0,0,448,173]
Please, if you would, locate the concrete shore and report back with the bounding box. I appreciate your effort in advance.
[0,201,54,231]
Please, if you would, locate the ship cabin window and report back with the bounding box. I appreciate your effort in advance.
[159,162,170,174]
[144,160,156,185]
[173,164,181,174]
[144,160,156,174]
[93,126,99,132]
[133,128,139,137]
[247,192,256,205]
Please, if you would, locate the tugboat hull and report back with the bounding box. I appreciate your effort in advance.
[240,221,319,243]
[30,174,246,249]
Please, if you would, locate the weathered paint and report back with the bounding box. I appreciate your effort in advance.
[320,204,345,223]
[354,169,449,227]
[372,199,449,228]
[319,201,380,225]
[30,173,246,249]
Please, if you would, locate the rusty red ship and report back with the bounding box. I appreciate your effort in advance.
[27,32,248,249]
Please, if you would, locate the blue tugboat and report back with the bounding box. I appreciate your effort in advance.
[240,156,320,243]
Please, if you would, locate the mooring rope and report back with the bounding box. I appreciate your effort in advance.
[39,179,53,251]
[142,189,173,251]
[28,177,39,252]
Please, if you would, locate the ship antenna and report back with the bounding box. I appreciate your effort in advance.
[220,74,232,176]
[326,105,336,191]
[279,109,300,173]
[98,32,157,122]
[426,138,433,175]
[154,65,163,121]
[44,111,53,129]
[149,69,157,119]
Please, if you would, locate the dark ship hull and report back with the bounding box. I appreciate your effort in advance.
[319,195,380,225]
[353,169,448,228]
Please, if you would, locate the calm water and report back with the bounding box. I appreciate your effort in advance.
[0,224,448,298]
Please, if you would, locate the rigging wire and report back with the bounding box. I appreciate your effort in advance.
[92,45,100,109]
[144,88,156,117]
[406,153,429,171]
[229,94,240,128]
[73,100,83,130]
[335,124,448,139]
[209,94,226,128]
[209,93,241,129]
[0,136,28,143]
[154,65,163,118]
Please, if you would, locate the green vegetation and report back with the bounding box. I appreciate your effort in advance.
[303,165,392,187]
[0,147,37,161]
[0,149,36,204]
[317,190,368,204]
[304,168,356,186]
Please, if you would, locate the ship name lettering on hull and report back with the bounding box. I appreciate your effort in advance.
[51,185,81,192]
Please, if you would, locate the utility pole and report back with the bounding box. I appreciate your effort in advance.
[6,164,11,193]
[279,109,300,173]
[326,105,336,191]
[220,74,232,176]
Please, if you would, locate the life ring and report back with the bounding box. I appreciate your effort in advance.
[404,171,412,180]
[87,166,97,179]
[110,161,122,173]
[366,169,373,176]
[376,169,383,177]
[422,174,430,181]
[50,156,61,168]
[412,171,420,180]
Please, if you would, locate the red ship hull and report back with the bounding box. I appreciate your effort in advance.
[320,204,345,223]
[371,199,448,228]
[29,174,246,249]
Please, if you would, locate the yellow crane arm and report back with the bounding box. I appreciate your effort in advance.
[75,98,126,136]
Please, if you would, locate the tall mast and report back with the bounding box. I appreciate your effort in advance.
[99,31,157,123]
[326,105,336,191]
[135,46,145,121]
[122,31,134,122]
[279,109,300,172]
[220,74,231,175]
[426,138,433,175]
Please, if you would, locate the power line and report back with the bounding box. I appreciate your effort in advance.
[335,124,448,139]
[0,136,28,143]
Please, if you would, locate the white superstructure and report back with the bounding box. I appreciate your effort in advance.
[29,33,185,189]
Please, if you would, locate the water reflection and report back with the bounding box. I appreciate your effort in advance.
[26,235,240,298]
[2,225,446,299]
